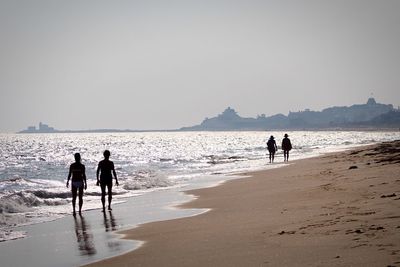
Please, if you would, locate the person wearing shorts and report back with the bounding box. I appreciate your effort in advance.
[66,153,87,216]
[97,150,119,212]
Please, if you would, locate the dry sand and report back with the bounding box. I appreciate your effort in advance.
[86,141,400,267]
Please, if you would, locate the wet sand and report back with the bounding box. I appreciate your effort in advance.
[0,182,212,267]
[86,141,400,267]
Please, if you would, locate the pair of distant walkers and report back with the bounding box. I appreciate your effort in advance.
[66,150,119,216]
[267,134,292,163]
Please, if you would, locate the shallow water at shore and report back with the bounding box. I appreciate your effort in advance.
[1,131,400,242]
[0,174,235,267]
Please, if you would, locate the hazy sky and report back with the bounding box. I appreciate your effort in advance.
[1,0,399,132]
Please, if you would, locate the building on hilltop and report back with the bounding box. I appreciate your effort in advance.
[288,98,394,127]
[38,122,55,132]
[19,122,57,133]
[366,97,377,105]
[180,97,398,131]
[219,107,240,120]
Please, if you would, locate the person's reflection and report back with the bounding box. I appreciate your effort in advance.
[102,210,121,251]
[74,215,96,256]
[103,210,117,232]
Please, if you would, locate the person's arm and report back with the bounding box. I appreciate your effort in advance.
[112,162,119,186]
[113,169,119,186]
[83,165,87,190]
[66,165,71,188]
[96,163,100,186]
[275,141,278,151]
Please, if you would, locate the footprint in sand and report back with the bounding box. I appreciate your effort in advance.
[278,230,296,235]
[381,193,397,198]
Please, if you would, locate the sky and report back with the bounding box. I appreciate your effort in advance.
[1,0,399,132]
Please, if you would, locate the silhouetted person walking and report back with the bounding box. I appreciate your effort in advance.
[66,153,87,216]
[97,150,119,212]
[282,133,292,162]
[267,136,278,163]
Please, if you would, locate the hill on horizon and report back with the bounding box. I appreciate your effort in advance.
[18,98,400,133]
[180,98,400,131]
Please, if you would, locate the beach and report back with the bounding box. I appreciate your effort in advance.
[86,140,400,267]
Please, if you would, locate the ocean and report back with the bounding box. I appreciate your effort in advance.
[1,131,399,242]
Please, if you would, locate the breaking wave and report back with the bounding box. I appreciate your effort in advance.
[1,130,400,242]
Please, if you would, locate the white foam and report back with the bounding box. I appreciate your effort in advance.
[0,131,399,242]
[0,229,26,242]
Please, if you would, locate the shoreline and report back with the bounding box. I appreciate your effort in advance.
[0,173,243,267]
[86,140,400,267]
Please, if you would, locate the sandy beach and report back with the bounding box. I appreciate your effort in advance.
[86,141,400,267]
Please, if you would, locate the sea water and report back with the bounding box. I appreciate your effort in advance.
[1,131,399,242]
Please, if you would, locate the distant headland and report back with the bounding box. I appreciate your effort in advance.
[18,123,155,134]
[18,98,400,133]
[180,98,400,131]
[19,122,58,133]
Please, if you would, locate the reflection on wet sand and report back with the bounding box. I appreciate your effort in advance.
[102,211,121,251]
[103,211,117,232]
[74,215,96,256]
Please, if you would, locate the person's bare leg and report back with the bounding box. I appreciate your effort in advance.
[78,187,84,214]
[72,187,77,216]
[101,184,106,212]
[108,184,112,210]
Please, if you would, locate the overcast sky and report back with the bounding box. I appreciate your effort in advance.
[1,0,399,132]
